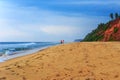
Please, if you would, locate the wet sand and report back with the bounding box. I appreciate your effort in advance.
[0,42,120,80]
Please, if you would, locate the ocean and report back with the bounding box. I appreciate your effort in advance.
[0,42,59,62]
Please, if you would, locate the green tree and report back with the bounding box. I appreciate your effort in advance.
[114,27,119,33]
[115,13,119,19]
[110,13,113,20]
[118,14,120,18]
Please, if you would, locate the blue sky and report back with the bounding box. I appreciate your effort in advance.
[0,0,120,42]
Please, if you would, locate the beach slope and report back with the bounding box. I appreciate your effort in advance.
[0,42,120,80]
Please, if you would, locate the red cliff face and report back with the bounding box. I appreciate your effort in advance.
[103,18,120,41]
[83,18,120,41]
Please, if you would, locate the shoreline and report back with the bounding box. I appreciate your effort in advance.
[0,45,52,63]
[0,46,51,67]
[0,42,120,80]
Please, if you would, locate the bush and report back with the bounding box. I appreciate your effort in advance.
[109,35,114,41]
[114,27,119,33]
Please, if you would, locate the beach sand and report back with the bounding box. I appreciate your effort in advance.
[0,42,120,80]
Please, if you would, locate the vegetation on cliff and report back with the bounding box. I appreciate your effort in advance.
[83,13,120,41]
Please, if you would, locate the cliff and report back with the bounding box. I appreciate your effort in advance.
[83,18,120,41]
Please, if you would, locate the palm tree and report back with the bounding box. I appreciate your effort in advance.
[115,13,119,19]
[110,13,113,20]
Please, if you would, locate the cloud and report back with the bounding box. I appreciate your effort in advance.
[50,0,120,5]
[83,1,120,5]
[0,26,28,41]
[0,0,109,41]
[40,26,80,36]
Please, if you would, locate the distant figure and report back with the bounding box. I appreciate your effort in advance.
[60,40,63,44]
[62,40,64,44]
[60,40,64,44]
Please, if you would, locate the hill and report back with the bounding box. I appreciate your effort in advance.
[74,39,82,42]
[83,18,120,41]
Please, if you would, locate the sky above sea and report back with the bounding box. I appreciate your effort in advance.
[0,0,120,42]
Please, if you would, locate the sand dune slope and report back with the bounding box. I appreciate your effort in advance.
[0,42,120,80]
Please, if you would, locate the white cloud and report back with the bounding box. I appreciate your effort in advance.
[0,26,27,41]
[0,27,25,37]
[0,0,109,41]
[40,26,80,35]
[52,1,120,5]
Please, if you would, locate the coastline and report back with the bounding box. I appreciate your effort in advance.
[0,45,52,63]
[0,42,120,80]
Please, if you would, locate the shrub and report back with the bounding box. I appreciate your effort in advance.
[114,27,119,33]
[109,35,114,41]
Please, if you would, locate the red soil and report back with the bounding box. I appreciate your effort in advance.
[103,18,120,41]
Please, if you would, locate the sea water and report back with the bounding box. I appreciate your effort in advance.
[0,42,58,62]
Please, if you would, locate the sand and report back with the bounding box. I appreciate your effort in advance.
[0,42,120,80]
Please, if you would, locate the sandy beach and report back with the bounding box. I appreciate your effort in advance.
[0,42,120,80]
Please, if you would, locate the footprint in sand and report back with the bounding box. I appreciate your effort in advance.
[0,77,6,80]
[5,67,11,70]
[22,76,26,80]
[114,74,119,78]
[56,74,60,77]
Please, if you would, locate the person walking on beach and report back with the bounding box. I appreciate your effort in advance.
[60,40,62,44]
[60,40,64,44]
[62,40,64,44]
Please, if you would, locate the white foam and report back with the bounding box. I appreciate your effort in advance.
[0,46,49,62]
